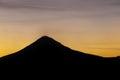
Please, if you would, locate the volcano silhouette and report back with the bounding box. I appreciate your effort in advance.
[0,36,120,66]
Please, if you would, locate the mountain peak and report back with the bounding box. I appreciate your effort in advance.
[40,36,53,40]
[37,36,57,42]
[30,36,63,47]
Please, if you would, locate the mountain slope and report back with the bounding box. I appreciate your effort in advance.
[0,36,120,66]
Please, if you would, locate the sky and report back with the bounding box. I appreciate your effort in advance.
[0,0,120,57]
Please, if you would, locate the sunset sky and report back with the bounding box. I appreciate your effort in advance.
[0,0,120,57]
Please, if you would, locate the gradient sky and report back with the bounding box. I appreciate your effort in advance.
[0,0,120,57]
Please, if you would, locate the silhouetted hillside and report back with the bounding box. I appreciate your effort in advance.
[0,36,120,67]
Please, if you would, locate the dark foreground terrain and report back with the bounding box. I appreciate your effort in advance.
[0,36,120,78]
[0,36,120,68]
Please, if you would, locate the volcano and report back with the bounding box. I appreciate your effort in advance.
[0,36,120,66]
